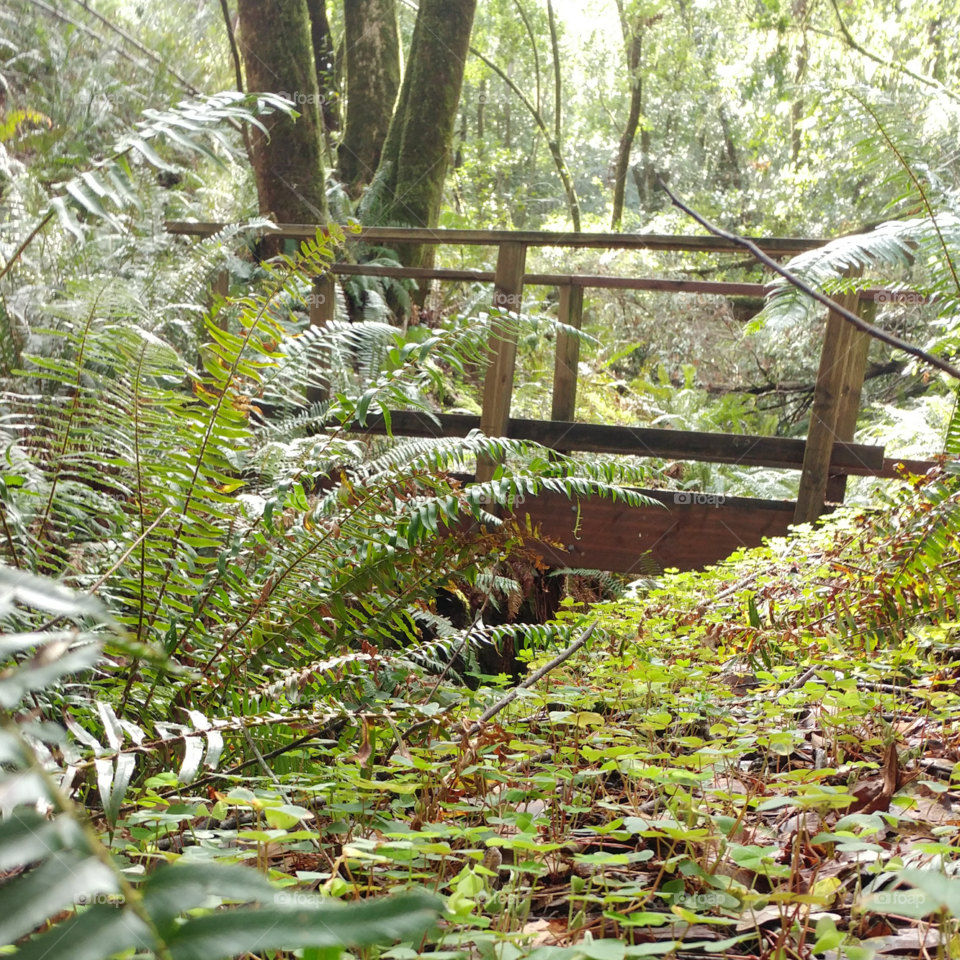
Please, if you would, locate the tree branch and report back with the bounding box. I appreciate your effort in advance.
[453,621,597,743]
[827,0,960,104]
[66,0,201,95]
[470,45,581,230]
[659,179,960,381]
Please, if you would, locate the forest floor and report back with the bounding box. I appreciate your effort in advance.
[116,471,960,960]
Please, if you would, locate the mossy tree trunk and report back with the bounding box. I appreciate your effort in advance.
[339,0,400,197]
[237,0,328,233]
[373,0,477,269]
[305,0,342,142]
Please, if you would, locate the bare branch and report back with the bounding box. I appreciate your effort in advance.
[659,178,960,381]
[827,0,960,104]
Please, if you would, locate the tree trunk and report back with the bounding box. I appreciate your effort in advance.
[717,105,742,191]
[339,0,400,197]
[611,26,642,231]
[237,0,329,235]
[305,0,342,141]
[374,0,478,268]
[790,33,808,166]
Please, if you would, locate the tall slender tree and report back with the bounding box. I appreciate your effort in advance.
[339,0,401,197]
[373,0,478,267]
[237,0,328,228]
[306,0,342,142]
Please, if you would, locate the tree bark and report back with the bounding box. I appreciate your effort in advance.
[305,0,342,140]
[611,25,642,231]
[237,0,328,232]
[339,0,400,197]
[374,0,478,268]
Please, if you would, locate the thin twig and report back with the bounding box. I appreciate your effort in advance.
[658,179,960,381]
[66,0,202,94]
[851,92,960,299]
[546,0,562,145]
[470,44,581,231]
[827,0,960,105]
[0,210,54,284]
[36,508,170,634]
[695,572,757,615]
[117,716,351,813]
[216,0,255,165]
[19,0,147,70]
[453,621,598,744]
[512,0,541,114]
[0,499,21,570]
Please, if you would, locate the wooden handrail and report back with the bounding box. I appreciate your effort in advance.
[352,411,892,475]
[165,220,826,254]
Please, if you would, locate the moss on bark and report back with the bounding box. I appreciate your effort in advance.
[373,0,477,269]
[305,0,342,137]
[339,0,400,197]
[237,0,328,228]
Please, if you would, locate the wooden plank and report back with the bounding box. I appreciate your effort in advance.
[165,220,826,254]
[527,274,768,295]
[307,274,336,406]
[325,267,919,302]
[332,264,495,282]
[504,488,798,573]
[353,411,886,474]
[477,242,527,482]
[795,283,862,523]
[551,285,585,424]
[825,297,874,502]
[878,456,939,479]
[208,270,229,329]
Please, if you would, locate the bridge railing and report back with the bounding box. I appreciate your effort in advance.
[166,221,934,525]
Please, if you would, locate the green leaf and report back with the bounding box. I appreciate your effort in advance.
[48,196,84,240]
[264,804,314,830]
[0,812,85,872]
[165,892,442,960]
[10,905,154,960]
[576,940,626,960]
[0,853,118,945]
[104,753,136,828]
[142,862,278,932]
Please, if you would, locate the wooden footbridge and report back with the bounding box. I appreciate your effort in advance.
[168,221,935,576]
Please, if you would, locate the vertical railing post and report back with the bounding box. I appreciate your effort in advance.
[307,273,336,407]
[824,296,874,503]
[477,241,527,482]
[795,276,864,523]
[551,283,585,423]
[209,270,230,329]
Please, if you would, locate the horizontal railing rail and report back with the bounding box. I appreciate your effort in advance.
[166,220,826,254]
[353,411,934,478]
